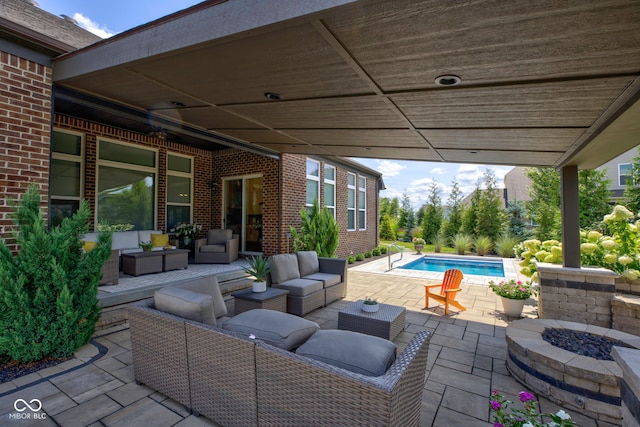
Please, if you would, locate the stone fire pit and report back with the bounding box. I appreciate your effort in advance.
[506,319,640,425]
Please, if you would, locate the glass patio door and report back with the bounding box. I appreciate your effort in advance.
[223,175,263,253]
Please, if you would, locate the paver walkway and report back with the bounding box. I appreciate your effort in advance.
[0,268,599,426]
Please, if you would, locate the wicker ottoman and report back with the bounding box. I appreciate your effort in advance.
[338,300,406,340]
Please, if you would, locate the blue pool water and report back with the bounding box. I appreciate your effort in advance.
[400,256,505,277]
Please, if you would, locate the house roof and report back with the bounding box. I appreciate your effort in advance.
[0,0,101,55]
[46,0,640,169]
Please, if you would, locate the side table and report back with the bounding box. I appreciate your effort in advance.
[338,300,406,340]
[232,287,289,315]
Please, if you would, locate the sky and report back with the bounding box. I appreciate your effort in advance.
[36,0,515,209]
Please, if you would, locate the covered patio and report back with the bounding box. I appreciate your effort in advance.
[2,268,578,427]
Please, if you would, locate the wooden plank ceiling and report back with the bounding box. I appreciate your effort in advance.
[54,0,640,168]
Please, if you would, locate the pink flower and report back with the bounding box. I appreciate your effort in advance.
[494,423,505,427]
[518,391,535,402]
[490,400,502,410]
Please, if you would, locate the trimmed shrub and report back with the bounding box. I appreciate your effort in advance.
[356,253,365,261]
[364,250,372,258]
[290,199,339,257]
[380,246,388,254]
[372,247,381,256]
[0,185,112,362]
[348,256,355,264]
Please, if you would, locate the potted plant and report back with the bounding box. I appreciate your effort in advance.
[412,237,426,254]
[175,223,202,247]
[488,279,536,317]
[139,241,153,252]
[242,255,270,292]
[362,296,379,312]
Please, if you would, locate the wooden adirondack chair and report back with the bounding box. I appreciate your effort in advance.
[424,269,465,315]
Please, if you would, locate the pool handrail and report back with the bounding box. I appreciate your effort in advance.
[387,243,404,271]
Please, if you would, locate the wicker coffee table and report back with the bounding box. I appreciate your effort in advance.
[122,251,164,276]
[232,287,289,315]
[338,300,406,340]
[163,249,189,271]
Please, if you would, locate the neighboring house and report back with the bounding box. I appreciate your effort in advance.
[503,166,531,206]
[501,147,640,208]
[0,0,382,258]
[597,146,639,202]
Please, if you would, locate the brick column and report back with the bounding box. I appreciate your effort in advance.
[537,263,618,327]
[0,51,52,251]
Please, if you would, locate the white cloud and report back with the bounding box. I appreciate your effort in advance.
[430,167,446,175]
[73,13,115,38]
[375,160,406,177]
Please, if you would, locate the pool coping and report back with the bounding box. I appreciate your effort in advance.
[348,252,521,286]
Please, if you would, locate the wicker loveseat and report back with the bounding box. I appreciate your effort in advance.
[268,251,348,316]
[128,300,431,427]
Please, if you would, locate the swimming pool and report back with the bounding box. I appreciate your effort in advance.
[400,256,505,277]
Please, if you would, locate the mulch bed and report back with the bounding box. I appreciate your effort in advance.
[0,356,71,384]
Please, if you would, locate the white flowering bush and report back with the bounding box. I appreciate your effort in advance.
[516,205,640,282]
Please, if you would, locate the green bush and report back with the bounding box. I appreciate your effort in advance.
[380,246,388,254]
[473,235,493,256]
[356,253,365,261]
[348,256,355,264]
[290,199,339,257]
[495,234,521,258]
[451,233,473,255]
[0,185,112,362]
[372,247,381,256]
[364,250,372,258]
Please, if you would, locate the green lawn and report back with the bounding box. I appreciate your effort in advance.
[380,240,457,254]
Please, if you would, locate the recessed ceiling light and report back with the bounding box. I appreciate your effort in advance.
[264,92,281,100]
[363,147,371,151]
[434,75,461,86]
[171,101,186,107]
[468,150,479,154]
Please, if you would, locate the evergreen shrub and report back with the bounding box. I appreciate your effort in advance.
[0,185,112,362]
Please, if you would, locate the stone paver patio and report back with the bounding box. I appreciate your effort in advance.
[0,264,603,426]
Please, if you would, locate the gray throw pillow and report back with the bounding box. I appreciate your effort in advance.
[296,251,319,277]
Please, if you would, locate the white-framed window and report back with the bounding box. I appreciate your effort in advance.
[358,175,366,230]
[619,163,632,186]
[347,172,356,231]
[167,154,193,232]
[306,158,320,211]
[324,164,336,218]
[50,129,84,227]
[97,139,157,230]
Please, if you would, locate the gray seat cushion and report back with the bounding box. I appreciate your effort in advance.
[269,254,300,284]
[303,272,341,288]
[297,251,319,277]
[272,278,323,297]
[296,329,397,377]
[221,309,319,350]
[207,229,232,245]
[200,244,226,253]
[154,287,216,326]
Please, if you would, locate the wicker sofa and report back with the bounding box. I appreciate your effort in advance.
[128,299,431,427]
[268,251,348,316]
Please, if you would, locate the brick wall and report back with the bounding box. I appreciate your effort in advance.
[53,115,213,235]
[0,51,52,251]
[282,155,379,258]
[211,149,280,255]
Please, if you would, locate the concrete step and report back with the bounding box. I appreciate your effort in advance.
[96,271,252,331]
